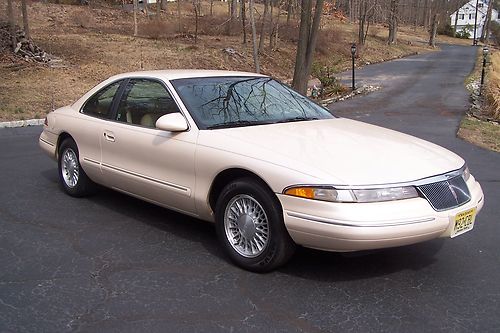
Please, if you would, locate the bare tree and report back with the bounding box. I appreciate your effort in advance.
[292,0,325,94]
[286,0,292,24]
[358,0,376,45]
[270,1,281,50]
[21,0,30,40]
[7,0,16,51]
[144,0,149,17]
[258,0,270,53]
[387,0,399,44]
[177,0,182,32]
[241,0,247,43]
[453,6,459,36]
[156,0,161,16]
[480,0,494,42]
[133,0,139,36]
[227,0,237,35]
[249,0,260,72]
[429,12,438,47]
[193,0,200,43]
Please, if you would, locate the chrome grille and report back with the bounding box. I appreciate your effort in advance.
[417,176,471,211]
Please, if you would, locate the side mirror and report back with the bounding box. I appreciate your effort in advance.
[155,113,189,132]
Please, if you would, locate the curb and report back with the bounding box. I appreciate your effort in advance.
[0,119,45,128]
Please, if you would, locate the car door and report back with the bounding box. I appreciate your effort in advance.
[77,79,124,183]
[100,78,198,215]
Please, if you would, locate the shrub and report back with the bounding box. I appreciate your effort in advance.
[312,62,348,96]
[456,25,472,39]
[439,23,455,37]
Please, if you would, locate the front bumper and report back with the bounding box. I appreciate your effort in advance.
[279,177,484,252]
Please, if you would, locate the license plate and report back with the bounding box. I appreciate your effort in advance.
[451,207,476,238]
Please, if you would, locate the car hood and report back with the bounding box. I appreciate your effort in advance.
[201,118,464,186]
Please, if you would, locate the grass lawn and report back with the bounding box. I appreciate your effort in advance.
[458,48,500,152]
[458,116,500,152]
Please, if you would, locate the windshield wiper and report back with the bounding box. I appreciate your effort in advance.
[275,117,319,124]
[206,120,272,129]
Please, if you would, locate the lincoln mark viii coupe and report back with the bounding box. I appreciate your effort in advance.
[39,70,484,272]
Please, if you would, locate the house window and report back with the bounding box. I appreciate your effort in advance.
[469,14,475,20]
[459,14,465,20]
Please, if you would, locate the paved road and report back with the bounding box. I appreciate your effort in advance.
[1,44,499,332]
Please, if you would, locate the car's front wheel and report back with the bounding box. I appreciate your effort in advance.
[58,138,95,197]
[215,178,295,272]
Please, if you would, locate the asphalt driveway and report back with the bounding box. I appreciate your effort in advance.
[1,44,499,332]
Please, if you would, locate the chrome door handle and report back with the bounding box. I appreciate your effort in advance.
[104,132,115,142]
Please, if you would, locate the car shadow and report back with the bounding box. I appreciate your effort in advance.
[280,240,444,281]
[41,167,445,280]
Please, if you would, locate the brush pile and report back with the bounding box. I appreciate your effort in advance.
[0,23,51,63]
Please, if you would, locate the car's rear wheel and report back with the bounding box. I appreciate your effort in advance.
[58,138,95,197]
[215,178,295,272]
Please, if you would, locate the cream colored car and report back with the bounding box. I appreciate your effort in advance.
[39,70,484,272]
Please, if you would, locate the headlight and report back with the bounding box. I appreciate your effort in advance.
[284,186,419,203]
[352,187,418,202]
[462,166,471,182]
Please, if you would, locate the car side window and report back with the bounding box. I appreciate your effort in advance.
[81,81,121,119]
[115,79,180,128]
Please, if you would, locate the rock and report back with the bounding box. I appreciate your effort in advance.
[14,42,22,53]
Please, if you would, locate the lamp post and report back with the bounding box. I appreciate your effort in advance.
[351,43,357,91]
[479,46,489,96]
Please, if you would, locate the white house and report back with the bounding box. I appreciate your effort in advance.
[450,0,499,39]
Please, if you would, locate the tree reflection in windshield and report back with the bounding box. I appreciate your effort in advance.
[172,76,333,129]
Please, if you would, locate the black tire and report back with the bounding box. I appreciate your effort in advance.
[58,138,95,197]
[215,178,296,272]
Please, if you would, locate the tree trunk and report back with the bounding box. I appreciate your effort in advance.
[423,0,429,28]
[303,0,324,76]
[177,0,182,32]
[21,0,30,40]
[292,0,324,94]
[429,12,438,47]
[286,0,292,25]
[193,0,199,43]
[358,1,366,44]
[242,0,247,43]
[144,0,149,17]
[249,0,260,72]
[7,0,16,51]
[293,0,312,93]
[227,0,237,34]
[270,2,280,50]
[157,0,161,16]
[258,0,270,53]
[480,0,493,42]
[268,1,274,49]
[387,0,399,44]
[210,0,214,16]
[453,6,459,37]
[133,0,138,36]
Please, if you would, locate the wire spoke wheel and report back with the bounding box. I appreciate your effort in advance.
[224,194,270,258]
[61,148,79,188]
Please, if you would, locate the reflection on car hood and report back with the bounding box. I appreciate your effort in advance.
[202,118,464,186]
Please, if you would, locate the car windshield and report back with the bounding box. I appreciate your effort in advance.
[171,76,334,129]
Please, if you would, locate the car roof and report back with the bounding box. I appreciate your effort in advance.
[108,70,268,81]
